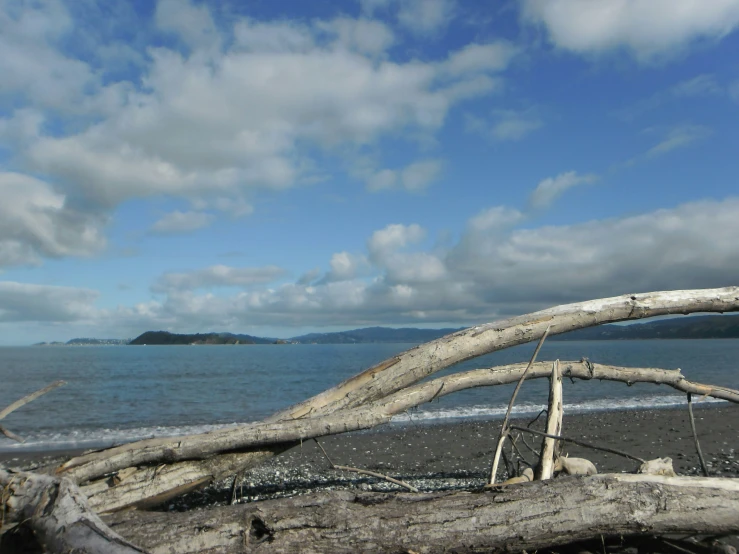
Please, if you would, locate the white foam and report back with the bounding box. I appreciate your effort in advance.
[390,394,726,423]
[0,394,726,453]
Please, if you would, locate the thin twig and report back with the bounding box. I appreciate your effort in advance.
[313,439,418,492]
[489,325,551,484]
[0,381,66,421]
[509,425,645,463]
[509,434,531,467]
[687,393,710,477]
[230,471,244,505]
[527,408,548,428]
[516,432,540,459]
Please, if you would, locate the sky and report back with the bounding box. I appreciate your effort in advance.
[1,0,738,345]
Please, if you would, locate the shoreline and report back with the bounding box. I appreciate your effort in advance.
[4,403,737,503]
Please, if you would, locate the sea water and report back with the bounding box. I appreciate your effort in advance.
[1,339,737,453]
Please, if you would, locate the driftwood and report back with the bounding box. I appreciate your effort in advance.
[536,359,562,480]
[102,475,739,554]
[73,360,739,511]
[489,326,550,484]
[62,288,739,497]
[4,287,739,552]
[0,381,66,443]
[0,469,146,553]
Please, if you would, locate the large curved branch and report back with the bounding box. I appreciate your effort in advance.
[61,360,739,489]
[268,287,739,421]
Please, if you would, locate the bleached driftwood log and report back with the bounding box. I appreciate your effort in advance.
[103,475,739,554]
[58,287,739,501]
[536,359,562,480]
[76,360,739,511]
[0,469,146,553]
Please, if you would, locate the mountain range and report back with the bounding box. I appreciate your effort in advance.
[37,314,739,346]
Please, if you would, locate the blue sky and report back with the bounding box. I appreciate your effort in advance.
[1,0,738,344]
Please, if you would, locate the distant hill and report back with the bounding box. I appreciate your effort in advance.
[66,338,131,346]
[128,316,739,346]
[41,316,739,347]
[128,331,275,345]
[552,314,739,340]
[35,338,130,346]
[289,327,464,344]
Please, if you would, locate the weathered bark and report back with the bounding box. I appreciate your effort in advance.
[83,448,287,513]
[0,469,147,553]
[536,359,562,480]
[63,360,739,503]
[104,475,739,554]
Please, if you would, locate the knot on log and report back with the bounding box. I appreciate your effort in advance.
[245,514,273,546]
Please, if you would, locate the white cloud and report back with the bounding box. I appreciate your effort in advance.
[529,171,598,209]
[317,17,395,55]
[365,159,443,192]
[522,0,739,61]
[0,281,99,322]
[7,198,739,330]
[322,252,368,282]
[153,265,286,292]
[467,108,543,142]
[398,0,456,35]
[368,223,426,261]
[14,9,503,214]
[155,0,220,50]
[468,206,525,232]
[0,0,96,112]
[150,210,215,234]
[443,42,519,76]
[0,172,105,267]
[135,197,739,329]
[670,74,723,97]
[645,125,711,158]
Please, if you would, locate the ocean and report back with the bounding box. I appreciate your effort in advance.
[1,339,738,454]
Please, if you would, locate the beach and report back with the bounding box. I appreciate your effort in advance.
[4,403,737,506]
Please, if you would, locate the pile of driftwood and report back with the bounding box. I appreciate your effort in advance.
[2,287,739,553]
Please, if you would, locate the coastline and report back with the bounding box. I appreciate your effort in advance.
[4,403,737,505]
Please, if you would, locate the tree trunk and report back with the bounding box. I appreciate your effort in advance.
[103,475,739,554]
[0,469,147,553]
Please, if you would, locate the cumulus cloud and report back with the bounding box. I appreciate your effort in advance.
[522,0,739,61]
[529,171,598,209]
[398,0,456,35]
[155,0,220,50]
[466,109,543,142]
[150,210,214,234]
[0,282,99,322]
[6,198,739,331]
[443,42,519,76]
[152,265,286,292]
[13,7,507,213]
[128,197,739,330]
[365,159,443,192]
[0,172,105,267]
[368,223,426,261]
[0,0,520,266]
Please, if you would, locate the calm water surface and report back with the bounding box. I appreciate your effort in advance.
[1,340,737,452]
